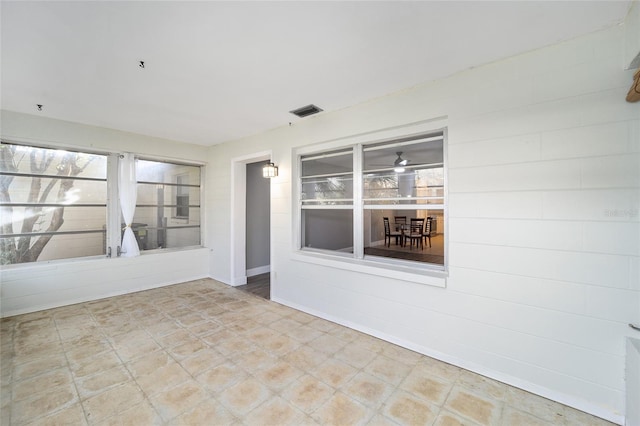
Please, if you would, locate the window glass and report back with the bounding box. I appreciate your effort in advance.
[298,130,446,269]
[301,151,353,205]
[134,159,201,251]
[363,208,444,265]
[302,209,353,252]
[0,142,108,264]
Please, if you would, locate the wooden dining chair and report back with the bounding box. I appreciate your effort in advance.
[423,217,433,248]
[383,217,402,247]
[407,218,424,250]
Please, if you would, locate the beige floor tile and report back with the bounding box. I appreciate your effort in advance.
[82,382,145,423]
[157,329,196,349]
[457,370,507,401]
[500,406,549,426]
[244,396,307,426]
[364,354,412,386]
[31,402,88,426]
[235,347,279,371]
[504,386,565,423]
[283,345,329,371]
[12,368,74,401]
[167,398,237,426]
[312,358,359,389]
[380,344,423,366]
[76,366,132,400]
[214,334,255,356]
[434,409,482,426]
[218,377,272,417]
[70,350,122,379]
[11,353,68,382]
[307,334,348,355]
[134,362,191,397]
[260,333,301,356]
[126,350,173,378]
[196,361,248,394]
[329,325,362,344]
[186,320,223,337]
[167,339,208,360]
[93,400,162,426]
[180,347,227,376]
[148,380,208,422]
[11,383,78,424]
[399,370,454,406]
[287,324,325,344]
[367,413,400,426]
[312,392,372,426]
[413,357,462,383]
[334,342,379,369]
[343,372,394,409]
[269,317,304,334]
[383,389,439,426]
[561,406,617,426]
[307,318,342,333]
[444,386,502,426]
[281,374,334,414]
[255,360,303,390]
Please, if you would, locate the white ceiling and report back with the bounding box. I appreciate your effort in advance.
[1,1,632,146]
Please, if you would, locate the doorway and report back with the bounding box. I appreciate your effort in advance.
[230,152,272,299]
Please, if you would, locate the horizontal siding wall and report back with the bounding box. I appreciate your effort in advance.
[0,112,211,316]
[207,25,638,423]
[0,248,210,317]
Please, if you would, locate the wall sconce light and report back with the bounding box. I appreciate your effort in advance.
[262,162,278,178]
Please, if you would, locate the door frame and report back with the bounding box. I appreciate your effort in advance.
[230,151,271,286]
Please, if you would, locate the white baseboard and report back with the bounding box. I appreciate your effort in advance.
[247,265,270,277]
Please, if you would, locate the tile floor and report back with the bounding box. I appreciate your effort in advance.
[0,278,616,426]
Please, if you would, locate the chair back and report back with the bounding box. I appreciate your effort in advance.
[394,216,406,225]
[383,217,391,234]
[410,218,424,235]
[424,217,433,234]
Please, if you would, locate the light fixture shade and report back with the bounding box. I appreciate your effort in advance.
[263,162,278,178]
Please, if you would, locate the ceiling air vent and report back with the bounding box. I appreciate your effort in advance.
[289,104,323,118]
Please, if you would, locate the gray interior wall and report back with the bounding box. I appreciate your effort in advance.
[245,162,270,271]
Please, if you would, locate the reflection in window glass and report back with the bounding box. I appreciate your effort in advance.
[298,131,446,268]
[0,142,108,264]
[134,159,201,251]
[302,209,353,252]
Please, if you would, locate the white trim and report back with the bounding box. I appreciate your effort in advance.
[230,151,271,287]
[246,265,270,277]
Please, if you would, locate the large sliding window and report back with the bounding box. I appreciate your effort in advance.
[298,130,446,270]
[0,143,108,264]
[0,141,204,265]
[135,159,201,251]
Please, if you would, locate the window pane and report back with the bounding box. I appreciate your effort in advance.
[134,159,201,251]
[363,209,444,266]
[302,175,353,203]
[0,143,107,264]
[364,137,444,205]
[363,167,444,205]
[301,151,352,177]
[302,209,353,253]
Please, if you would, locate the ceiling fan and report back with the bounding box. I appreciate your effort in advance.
[393,152,408,172]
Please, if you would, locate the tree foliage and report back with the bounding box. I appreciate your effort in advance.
[0,144,94,264]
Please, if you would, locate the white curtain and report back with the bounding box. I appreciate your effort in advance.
[119,153,140,257]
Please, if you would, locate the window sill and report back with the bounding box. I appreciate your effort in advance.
[291,250,447,288]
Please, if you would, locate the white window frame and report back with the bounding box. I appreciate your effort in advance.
[292,119,448,287]
[0,138,206,267]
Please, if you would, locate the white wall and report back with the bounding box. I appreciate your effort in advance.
[206,25,639,423]
[0,112,210,316]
